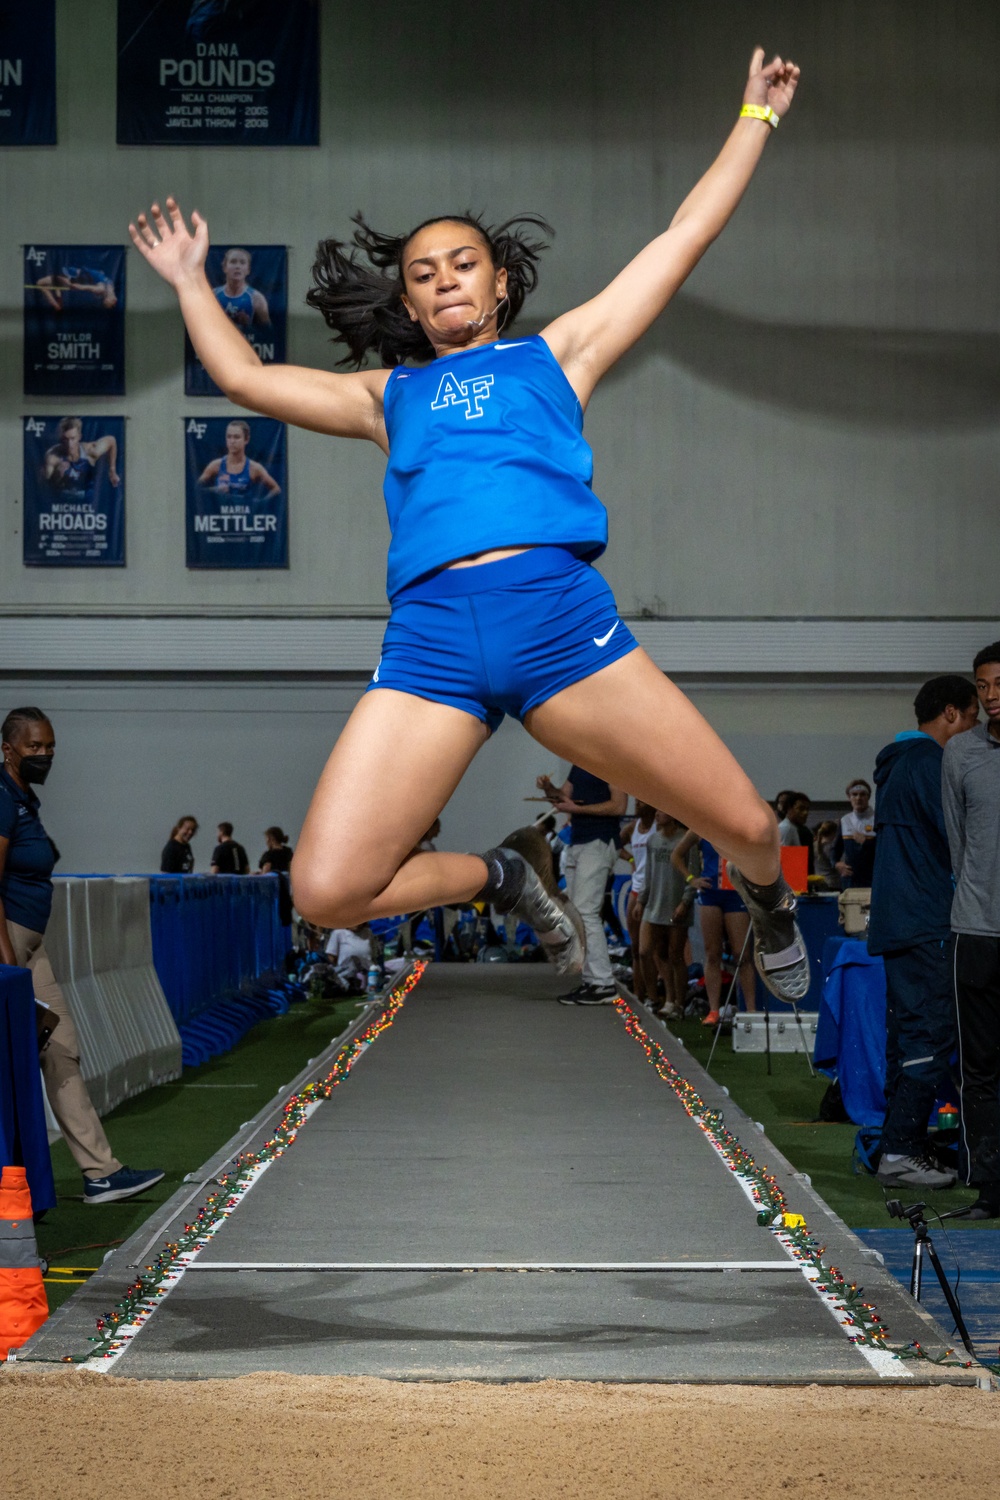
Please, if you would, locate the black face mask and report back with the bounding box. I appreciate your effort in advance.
[17,755,53,786]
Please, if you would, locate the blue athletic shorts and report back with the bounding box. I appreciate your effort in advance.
[698,888,747,915]
[367,546,638,732]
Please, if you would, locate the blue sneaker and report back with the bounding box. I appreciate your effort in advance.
[83,1166,165,1205]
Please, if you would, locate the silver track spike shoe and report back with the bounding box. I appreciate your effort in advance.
[725,863,811,1004]
[500,847,585,977]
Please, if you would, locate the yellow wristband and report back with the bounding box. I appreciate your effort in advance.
[685,873,694,884]
[740,103,779,129]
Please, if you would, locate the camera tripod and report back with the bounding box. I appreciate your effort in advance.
[885,1198,975,1357]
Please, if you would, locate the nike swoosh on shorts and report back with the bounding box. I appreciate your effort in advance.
[594,621,620,648]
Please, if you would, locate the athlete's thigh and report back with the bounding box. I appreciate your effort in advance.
[295,688,489,890]
[524,647,766,844]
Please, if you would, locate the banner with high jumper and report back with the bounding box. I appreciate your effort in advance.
[185,416,287,568]
[23,245,126,397]
[0,3,56,145]
[116,0,319,146]
[185,244,286,396]
[23,416,126,568]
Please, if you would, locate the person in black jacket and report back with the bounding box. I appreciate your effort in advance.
[160,815,198,873]
[868,675,979,1190]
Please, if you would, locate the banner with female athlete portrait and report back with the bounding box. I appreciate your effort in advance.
[0,2,56,145]
[117,0,318,146]
[23,416,126,568]
[185,416,287,568]
[24,245,127,397]
[184,244,286,396]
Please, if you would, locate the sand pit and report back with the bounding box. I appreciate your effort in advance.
[3,1370,999,1499]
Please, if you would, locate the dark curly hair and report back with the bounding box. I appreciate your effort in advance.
[306,211,553,368]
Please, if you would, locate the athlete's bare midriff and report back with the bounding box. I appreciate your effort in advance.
[447,546,534,570]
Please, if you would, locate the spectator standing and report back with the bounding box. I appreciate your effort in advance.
[640,812,696,1017]
[0,706,163,1204]
[778,792,810,846]
[836,778,876,886]
[537,766,626,1004]
[672,831,757,1024]
[868,676,979,1190]
[211,821,249,874]
[620,801,655,1002]
[944,643,1000,1218]
[259,826,294,930]
[160,815,198,873]
[813,820,841,890]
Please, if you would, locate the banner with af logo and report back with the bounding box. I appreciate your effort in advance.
[185,416,287,569]
[24,245,126,397]
[0,2,56,145]
[185,245,286,396]
[23,416,126,568]
[117,0,318,145]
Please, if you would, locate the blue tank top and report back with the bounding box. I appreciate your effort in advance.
[216,457,252,497]
[215,285,255,323]
[382,335,608,600]
[698,839,722,888]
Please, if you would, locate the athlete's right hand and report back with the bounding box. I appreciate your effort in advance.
[129,196,208,287]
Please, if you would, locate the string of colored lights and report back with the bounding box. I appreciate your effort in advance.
[69,962,426,1364]
[613,999,972,1370]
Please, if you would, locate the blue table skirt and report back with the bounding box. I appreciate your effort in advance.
[0,963,57,1214]
[814,940,887,1127]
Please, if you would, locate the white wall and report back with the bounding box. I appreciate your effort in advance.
[0,676,926,874]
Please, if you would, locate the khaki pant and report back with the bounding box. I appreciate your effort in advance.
[8,922,121,1179]
[563,838,617,988]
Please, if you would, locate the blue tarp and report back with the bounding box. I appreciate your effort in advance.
[147,876,299,1067]
[0,963,57,1214]
[814,939,887,1127]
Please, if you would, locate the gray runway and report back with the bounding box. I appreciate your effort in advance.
[23,964,982,1383]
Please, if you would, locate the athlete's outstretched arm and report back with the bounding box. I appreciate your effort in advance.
[542,48,799,406]
[129,199,388,447]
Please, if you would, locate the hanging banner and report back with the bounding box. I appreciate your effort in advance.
[23,245,126,397]
[185,244,286,396]
[0,2,56,146]
[116,0,319,146]
[185,416,287,569]
[23,416,126,568]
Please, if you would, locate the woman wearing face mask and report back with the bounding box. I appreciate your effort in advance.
[0,706,164,1205]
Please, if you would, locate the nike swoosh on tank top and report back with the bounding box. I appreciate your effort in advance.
[382,335,608,600]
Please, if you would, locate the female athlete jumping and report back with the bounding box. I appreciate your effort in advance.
[130,48,808,1002]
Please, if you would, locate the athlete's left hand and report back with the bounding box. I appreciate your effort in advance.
[109,468,120,487]
[742,46,800,118]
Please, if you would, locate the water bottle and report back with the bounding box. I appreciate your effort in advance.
[366,961,380,994]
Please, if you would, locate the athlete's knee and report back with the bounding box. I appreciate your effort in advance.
[732,797,778,856]
[291,853,383,928]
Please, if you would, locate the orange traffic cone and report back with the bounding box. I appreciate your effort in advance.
[0,1166,48,1358]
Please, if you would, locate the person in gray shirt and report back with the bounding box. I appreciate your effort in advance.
[943,640,1000,1218]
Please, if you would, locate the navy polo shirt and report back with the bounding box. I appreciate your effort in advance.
[567,766,621,845]
[0,766,57,932]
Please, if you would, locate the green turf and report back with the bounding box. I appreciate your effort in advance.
[38,992,364,1311]
[665,1016,985,1229]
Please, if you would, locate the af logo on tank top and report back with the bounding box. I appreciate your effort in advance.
[431,371,495,420]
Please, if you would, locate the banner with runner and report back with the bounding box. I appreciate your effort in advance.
[0,2,56,145]
[117,0,319,146]
[23,416,126,568]
[185,416,287,569]
[185,244,286,396]
[23,245,126,397]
